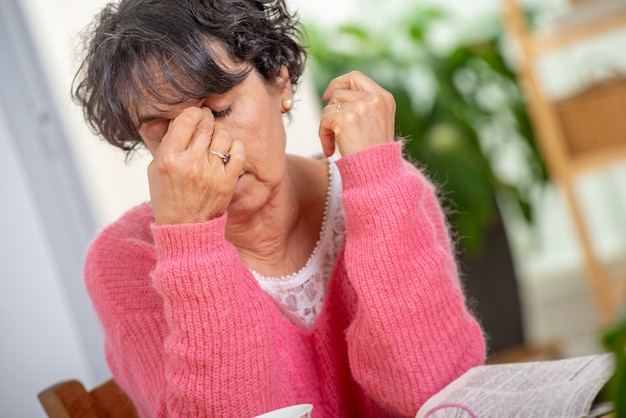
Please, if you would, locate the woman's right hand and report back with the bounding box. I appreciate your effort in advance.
[146,107,245,225]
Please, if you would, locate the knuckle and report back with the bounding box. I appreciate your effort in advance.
[369,91,395,112]
[178,107,202,125]
[370,93,385,107]
[176,114,196,128]
[213,128,230,141]
[355,100,369,115]
[155,153,180,173]
[196,123,213,139]
[343,110,359,125]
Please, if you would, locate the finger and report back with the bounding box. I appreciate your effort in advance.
[318,112,337,157]
[322,89,365,119]
[186,107,215,154]
[206,125,233,167]
[321,70,383,101]
[158,107,207,155]
[319,97,356,157]
[322,101,342,115]
[321,90,369,115]
[225,139,245,177]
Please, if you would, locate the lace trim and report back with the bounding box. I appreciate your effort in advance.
[253,159,345,329]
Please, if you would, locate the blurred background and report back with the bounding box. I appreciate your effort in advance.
[1,0,626,416]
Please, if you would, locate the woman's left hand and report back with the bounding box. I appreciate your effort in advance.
[318,71,396,157]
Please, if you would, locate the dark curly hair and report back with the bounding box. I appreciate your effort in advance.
[72,0,307,155]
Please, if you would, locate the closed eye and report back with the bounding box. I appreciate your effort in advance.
[212,107,232,118]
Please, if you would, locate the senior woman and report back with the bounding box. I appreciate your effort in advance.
[73,0,485,416]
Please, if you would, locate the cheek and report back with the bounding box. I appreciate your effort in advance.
[238,106,284,148]
[229,110,263,145]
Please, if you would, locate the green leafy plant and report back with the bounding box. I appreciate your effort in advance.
[305,6,548,256]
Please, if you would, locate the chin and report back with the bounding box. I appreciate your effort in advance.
[226,195,261,219]
[227,178,273,218]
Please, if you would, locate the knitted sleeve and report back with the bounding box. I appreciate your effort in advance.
[336,141,486,417]
[85,207,283,417]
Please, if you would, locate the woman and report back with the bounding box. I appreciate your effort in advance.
[74,0,485,416]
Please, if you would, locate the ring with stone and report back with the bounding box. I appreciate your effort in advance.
[209,150,230,164]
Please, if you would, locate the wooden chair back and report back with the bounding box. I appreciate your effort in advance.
[38,378,138,418]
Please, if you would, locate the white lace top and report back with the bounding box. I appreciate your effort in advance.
[252,159,346,329]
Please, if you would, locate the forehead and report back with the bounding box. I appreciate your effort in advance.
[124,52,250,125]
[126,74,189,125]
[133,68,268,127]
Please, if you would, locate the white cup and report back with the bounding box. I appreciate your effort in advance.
[254,404,313,418]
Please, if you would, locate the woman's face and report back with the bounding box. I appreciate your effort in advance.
[137,67,292,218]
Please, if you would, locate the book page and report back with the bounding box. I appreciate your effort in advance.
[416,353,614,418]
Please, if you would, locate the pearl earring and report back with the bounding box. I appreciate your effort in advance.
[282,97,294,113]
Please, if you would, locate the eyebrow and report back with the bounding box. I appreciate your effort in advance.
[137,114,164,126]
[135,99,192,127]
[135,98,207,126]
[137,107,176,126]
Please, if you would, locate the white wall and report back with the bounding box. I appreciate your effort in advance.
[19,0,150,228]
[0,104,93,417]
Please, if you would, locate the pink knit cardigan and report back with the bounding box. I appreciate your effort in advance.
[84,142,485,417]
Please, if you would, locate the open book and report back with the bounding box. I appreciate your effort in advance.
[416,352,615,418]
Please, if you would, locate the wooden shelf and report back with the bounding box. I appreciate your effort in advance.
[501,0,626,324]
[533,4,626,53]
